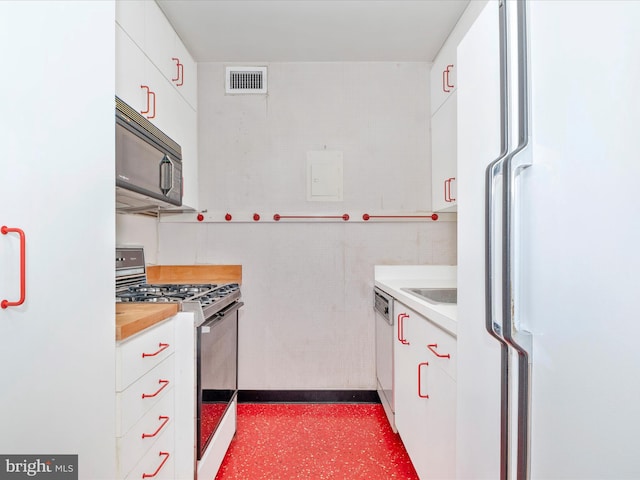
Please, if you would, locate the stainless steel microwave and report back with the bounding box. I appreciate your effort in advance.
[115,96,183,210]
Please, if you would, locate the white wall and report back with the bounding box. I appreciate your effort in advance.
[198,62,432,213]
[116,214,159,264]
[159,62,457,390]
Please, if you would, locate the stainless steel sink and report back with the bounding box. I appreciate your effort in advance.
[402,288,457,305]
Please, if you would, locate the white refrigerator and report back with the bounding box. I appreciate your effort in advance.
[456,1,640,479]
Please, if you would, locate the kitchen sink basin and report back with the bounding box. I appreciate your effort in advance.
[402,288,457,305]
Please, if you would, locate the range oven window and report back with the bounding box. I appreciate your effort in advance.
[197,301,242,459]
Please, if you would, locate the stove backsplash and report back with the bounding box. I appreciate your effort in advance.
[116,246,148,290]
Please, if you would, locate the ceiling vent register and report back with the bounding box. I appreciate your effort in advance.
[226,66,267,94]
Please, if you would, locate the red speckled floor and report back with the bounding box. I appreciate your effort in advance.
[214,403,418,479]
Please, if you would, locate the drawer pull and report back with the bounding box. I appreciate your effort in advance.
[142,343,170,358]
[142,451,170,478]
[142,379,169,399]
[397,313,410,345]
[444,177,456,202]
[142,415,170,439]
[442,64,455,92]
[172,57,184,86]
[1,226,26,309]
[427,343,451,358]
[418,362,430,399]
[140,85,156,119]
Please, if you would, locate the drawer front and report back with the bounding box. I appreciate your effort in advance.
[422,318,457,381]
[117,355,175,436]
[117,319,175,391]
[399,303,457,381]
[125,425,175,480]
[117,389,174,478]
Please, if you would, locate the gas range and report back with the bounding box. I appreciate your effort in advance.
[116,247,241,326]
[117,247,244,464]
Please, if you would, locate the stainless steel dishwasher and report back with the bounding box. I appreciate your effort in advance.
[374,287,396,432]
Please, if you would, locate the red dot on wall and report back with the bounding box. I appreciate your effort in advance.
[225,213,232,221]
[197,213,204,222]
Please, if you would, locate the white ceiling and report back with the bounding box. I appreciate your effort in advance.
[157,0,470,63]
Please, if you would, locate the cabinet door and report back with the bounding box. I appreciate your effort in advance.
[144,0,176,84]
[116,24,147,112]
[394,309,426,457]
[423,364,457,478]
[116,1,198,210]
[143,63,181,141]
[430,40,457,116]
[399,352,456,478]
[394,303,457,479]
[431,91,457,212]
[143,1,197,111]
[0,2,115,477]
[417,312,457,479]
[116,25,181,147]
[116,23,198,210]
[172,38,198,110]
[116,0,145,49]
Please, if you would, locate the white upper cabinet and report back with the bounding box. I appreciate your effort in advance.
[431,92,458,212]
[429,0,486,213]
[115,0,145,47]
[117,1,198,111]
[144,0,176,79]
[116,24,146,113]
[116,0,199,210]
[115,25,178,144]
[171,35,198,110]
[430,39,457,116]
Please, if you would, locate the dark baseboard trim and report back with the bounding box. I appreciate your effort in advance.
[238,390,380,404]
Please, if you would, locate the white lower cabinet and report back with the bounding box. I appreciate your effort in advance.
[116,318,178,479]
[117,390,174,477]
[125,426,175,480]
[394,302,457,479]
[116,316,175,393]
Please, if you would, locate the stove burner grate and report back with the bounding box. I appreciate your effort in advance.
[116,283,239,306]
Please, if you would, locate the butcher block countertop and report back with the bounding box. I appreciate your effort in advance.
[116,303,179,341]
[146,265,242,284]
[115,265,242,341]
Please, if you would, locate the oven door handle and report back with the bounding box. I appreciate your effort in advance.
[201,301,244,329]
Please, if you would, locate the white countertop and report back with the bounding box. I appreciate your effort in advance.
[374,265,457,336]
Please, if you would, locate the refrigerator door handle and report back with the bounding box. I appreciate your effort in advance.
[485,0,510,346]
[483,1,511,479]
[486,158,511,480]
[502,1,533,479]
